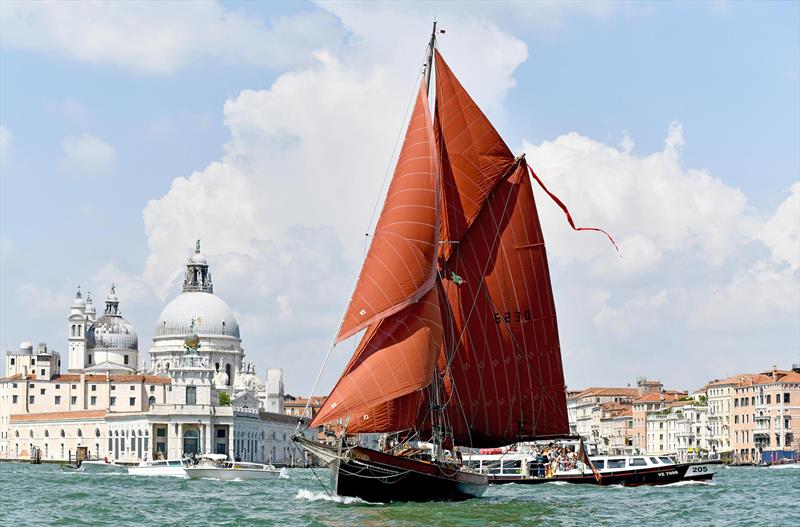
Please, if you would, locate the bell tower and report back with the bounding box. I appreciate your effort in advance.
[67,286,87,372]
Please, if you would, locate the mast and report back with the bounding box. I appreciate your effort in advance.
[425,22,437,95]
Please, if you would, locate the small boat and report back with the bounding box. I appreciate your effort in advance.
[60,462,85,473]
[464,447,722,486]
[186,454,282,480]
[128,458,188,477]
[81,458,127,473]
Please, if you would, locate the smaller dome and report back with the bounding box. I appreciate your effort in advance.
[18,341,33,354]
[87,315,138,351]
[190,251,208,265]
[72,286,86,307]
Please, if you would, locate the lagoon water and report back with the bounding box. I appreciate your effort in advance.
[1,463,798,526]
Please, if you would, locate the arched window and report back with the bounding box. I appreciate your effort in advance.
[148,396,156,407]
[29,430,33,438]
[60,429,65,438]
[77,429,83,438]
[71,325,75,337]
[95,428,100,438]
[44,430,49,438]
[14,430,19,438]
[78,326,81,336]
[225,364,231,386]
[165,363,170,371]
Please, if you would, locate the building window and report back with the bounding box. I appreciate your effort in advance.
[55,384,60,389]
[88,354,92,364]
[40,388,45,395]
[91,385,96,392]
[12,395,17,404]
[149,385,155,392]
[148,396,155,406]
[129,398,136,406]
[71,396,77,405]
[186,386,196,405]
[110,397,116,406]
[766,395,771,404]
[90,396,97,405]
[55,396,61,405]
[10,358,14,365]
[31,358,35,365]
[40,369,45,377]
[111,385,116,391]
[156,428,166,437]
[124,355,129,365]
[216,429,226,438]
[130,386,135,391]
[71,384,76,390]
[784,393,790,403]
[29,396,34,404]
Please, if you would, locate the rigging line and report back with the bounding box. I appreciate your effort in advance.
[363,43,435,244]
[295,330,340,434]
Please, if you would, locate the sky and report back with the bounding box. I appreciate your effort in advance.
[0,1,798,396]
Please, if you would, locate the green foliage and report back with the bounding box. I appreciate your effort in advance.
[218,392,231,406]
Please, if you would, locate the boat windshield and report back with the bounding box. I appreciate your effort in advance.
[167,460,184,467]
[650,457,660,464]
[659,457,674,464]
[629,458,647,467]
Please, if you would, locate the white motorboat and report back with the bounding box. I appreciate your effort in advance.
[82,459,126,473]
[186,454,281,480]
[128,458,188,477]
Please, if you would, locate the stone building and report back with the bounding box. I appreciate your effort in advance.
[0,243,315,464]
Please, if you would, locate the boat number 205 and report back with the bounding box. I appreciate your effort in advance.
[494,311,532,324]
[689,466,708,473]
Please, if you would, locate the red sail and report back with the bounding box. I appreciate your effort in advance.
[311,82,442,431]
[310,288,442,430]
[433,50,517,260]
[336,82,440,344]
[434,51,569,446]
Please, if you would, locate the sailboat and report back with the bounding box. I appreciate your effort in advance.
[295,23,609,503]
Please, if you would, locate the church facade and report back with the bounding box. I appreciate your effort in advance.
[0,243,314,465]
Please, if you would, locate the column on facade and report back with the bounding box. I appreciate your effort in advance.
[204,423,212,454]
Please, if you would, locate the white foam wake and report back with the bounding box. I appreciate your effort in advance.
[294,489,376,505]
[279,468,290,479]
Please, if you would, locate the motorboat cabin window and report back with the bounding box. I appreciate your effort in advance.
[650,457,660,464]
[167,460,183,467]
[607,459,626,469]
[503,460,522,474]
[659,457,673,464]
[629,458,647,467]
[484,460,502,474]
[592,460,604,469]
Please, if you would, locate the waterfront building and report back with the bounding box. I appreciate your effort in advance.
[568,387,639,444]
[0,243,316,464]
[731,368,800,463]
[597,403,633,454]
[705,374,752,460]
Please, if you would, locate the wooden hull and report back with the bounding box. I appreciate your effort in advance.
[332,447,488,503]
[491,461,720,486]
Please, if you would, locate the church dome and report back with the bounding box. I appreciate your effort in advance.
[86,284,138,351]
[86,316,138,351]
[154,291,240,339]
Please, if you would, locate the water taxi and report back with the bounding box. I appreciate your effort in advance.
[186,454,282,480]
[463,448,721,486]
[81,458,127,473]
[128,458,188,477]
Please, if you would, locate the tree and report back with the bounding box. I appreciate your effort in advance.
[218,392,231,406]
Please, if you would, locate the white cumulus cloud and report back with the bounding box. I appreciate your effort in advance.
[0,0,344,74]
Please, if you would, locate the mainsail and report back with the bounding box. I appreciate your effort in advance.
[311,49,571,446]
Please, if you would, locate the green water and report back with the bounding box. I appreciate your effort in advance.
[1,463,797,526]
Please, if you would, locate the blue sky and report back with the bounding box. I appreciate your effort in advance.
[1,1,798,394]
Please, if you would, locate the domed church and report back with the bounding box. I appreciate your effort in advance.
[150,241,244,390]
[0,241,315,466]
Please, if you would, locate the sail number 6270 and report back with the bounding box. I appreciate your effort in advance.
[494,311,532,324]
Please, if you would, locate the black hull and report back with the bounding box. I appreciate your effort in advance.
[332,447,488,503]
[492,461,720,487]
